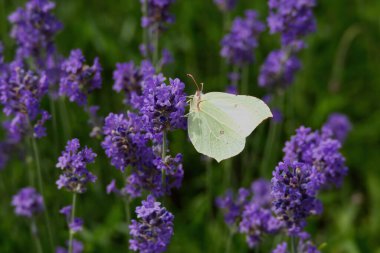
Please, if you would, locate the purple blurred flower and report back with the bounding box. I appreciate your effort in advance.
[226,85,238,95]
[214,0,237,12]
[272,242,288,253]
[56,138,97,193]
[271,161,322,236]
[322,113,352,143]
[216,188,250,225]
[56,239,84,253]
[298,239,320,253]
[85,105,103,138]
[240,202,283,248]
[112,60,155,105]
[129,195,174,253]
[258,49,301,89]
[221,10,265,66]
[251,179,272,207]
[59,49,102,106]
[12,187,44,218]
[8,0,62,66]
[141,0,175,32]
[267,0,316,46]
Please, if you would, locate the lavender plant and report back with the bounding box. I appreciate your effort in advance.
[129,195,174,253]
[56,138,97,253]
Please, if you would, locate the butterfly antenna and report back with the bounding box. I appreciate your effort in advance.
[187,74,201,92]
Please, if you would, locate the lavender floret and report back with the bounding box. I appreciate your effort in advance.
[59,49,102,106]
[12,187,44,217]
[56,138,97,193]
[221,10,265,66]
[129,195,174,253]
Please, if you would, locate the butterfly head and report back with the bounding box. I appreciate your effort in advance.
[187,74,203,111]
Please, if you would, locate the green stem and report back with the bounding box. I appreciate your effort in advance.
[241,65,249,95]
[31,137,55,251]
[291,236,297,253]
[123,196,131,252]
[49,96,59,154]
[225,228,234,253]
[161,130,167,186]
[259,119,278,177]
[31,220,43,253]
[59,98,71,139]
[153,28,160,70]
[68,193,77,253]
[206,158,213,216]
[31,137,44,196]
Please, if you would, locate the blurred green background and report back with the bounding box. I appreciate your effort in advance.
[1,0,380,252]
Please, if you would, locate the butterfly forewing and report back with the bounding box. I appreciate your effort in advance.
[201,92,272,137]
[188,111,245,162]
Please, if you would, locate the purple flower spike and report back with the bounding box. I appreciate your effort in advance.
[240,202,283,248]
[283,126,348,188]
[140,76,187,133]
[56,138,97,193]
[322,113,352,143]
[221,10,265,66]
[141,0,175,32]
[214,0,237,12]
[271,161,322,236]
[8,0,62,66]
[59,49,102,106]
[129,195,174,253]
[0,64,50,141]
[112,60,155,105]
[267,0,316,46]
[258,49,301,89]
[56,239,84,253]
[272,242,288,253]
[12,187,44,218]
[216,188,250,226]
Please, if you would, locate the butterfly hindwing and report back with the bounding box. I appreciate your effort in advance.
[188,111,245,162]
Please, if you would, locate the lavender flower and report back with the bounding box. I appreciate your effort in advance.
[56,239,84,253]
[214,0,237,12]
[140,76,187,133]
[12,187,44,217]
[59,206,83,232]
[8,0,62,66]
[298,239,320,253]
[311,138,348,188]
[258,49,301,89]
[112,60,155,105]
[221,10,265,66]
[283,126,348,188]
[129,195,174,253]
[59,49,102,106]
[56,138,97,193]
[141,0,175,32]
[267,0,316,46]
[0,64,50,141]
[271,161,322,236]
[102,113,183,197]
[216,188,250,225]
[85,105,103,138]
[240,202,283,247]
[322,113,352,143]
[272,242,288,253]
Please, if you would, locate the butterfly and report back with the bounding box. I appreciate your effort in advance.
[187,74,272,162]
